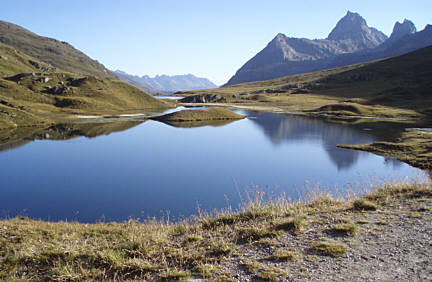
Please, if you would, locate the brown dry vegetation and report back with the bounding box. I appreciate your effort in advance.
[0,20,116,80]
[1,181,431,281]
[0,42,172,129]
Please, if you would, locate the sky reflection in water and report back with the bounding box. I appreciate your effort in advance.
[0,111,424,222]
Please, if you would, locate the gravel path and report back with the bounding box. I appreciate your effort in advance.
[212,197,432,281]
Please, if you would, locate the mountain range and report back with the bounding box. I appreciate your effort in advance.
[225,11,432,86]
[114,70,217,94]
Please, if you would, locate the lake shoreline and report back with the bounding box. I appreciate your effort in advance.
[1,180,431,280]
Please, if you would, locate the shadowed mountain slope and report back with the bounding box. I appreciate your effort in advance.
[225,12,431,86]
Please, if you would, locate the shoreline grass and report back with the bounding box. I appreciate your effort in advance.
[0,180,431,280]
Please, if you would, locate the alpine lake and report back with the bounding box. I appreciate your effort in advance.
[0,104,427,223]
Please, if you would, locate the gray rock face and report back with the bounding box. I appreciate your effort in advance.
[327,11,387,48]
[225,12,431,86]
[389,19,417,42]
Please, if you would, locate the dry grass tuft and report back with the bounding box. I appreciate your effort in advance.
[272,250,297,262]
[274,216,306,234]
[353,199,378,211]
[331,224,358,236]
[310,239,348,257]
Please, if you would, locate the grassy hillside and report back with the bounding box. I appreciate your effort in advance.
[0,42,171,129]
[181,46,432,119]
[0,20,116,80]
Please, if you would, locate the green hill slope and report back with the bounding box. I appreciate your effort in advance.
[0,42,170,129]
[0,20,116,80]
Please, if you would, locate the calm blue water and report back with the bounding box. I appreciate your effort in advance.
[0,111,424,222]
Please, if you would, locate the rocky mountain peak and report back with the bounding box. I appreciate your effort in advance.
[389,19,416,41]
[327,11,387,49]
[271,33,287,44]
[327,11,367,40]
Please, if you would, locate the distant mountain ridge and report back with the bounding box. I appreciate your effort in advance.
[0,20,116,80]
[113,71,158,94]
[114,70,217,93]
[225,11,432,86]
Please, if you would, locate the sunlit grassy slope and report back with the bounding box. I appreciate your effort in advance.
[182,46,432,119]
[0,20,116,80]
[0,42,171,129]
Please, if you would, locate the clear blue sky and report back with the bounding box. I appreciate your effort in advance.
[1,0,431,85]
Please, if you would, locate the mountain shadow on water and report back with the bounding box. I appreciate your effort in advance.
[247,112,418,171]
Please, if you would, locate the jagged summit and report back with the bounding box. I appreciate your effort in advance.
[327,11,367,40]
[327,11,387,48]
[225,12,431,86]
[389,19,416,41]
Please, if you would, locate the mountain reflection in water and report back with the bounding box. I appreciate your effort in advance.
[0,110,424,222]
[247,112,409,171]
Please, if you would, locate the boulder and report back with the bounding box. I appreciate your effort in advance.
[43,86,70,95]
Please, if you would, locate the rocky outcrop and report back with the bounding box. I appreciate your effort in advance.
[180,94,225,103]
[28,60,54,72]
[388,19,417,42]
[42,85,72,95]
